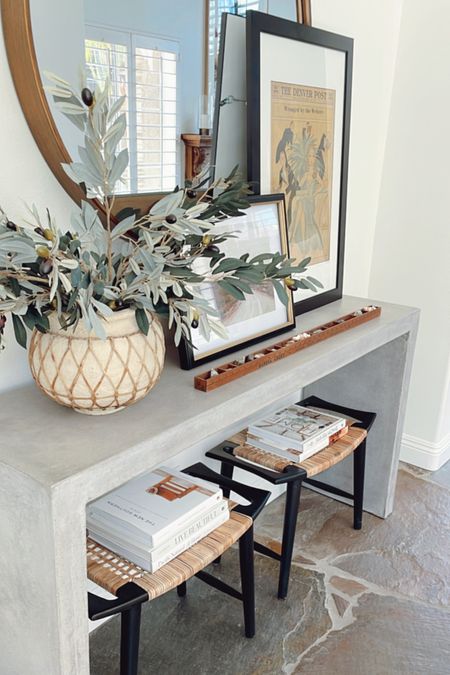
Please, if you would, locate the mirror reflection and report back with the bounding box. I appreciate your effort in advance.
[30,0,299,197]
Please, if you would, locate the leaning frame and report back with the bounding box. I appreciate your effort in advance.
[246,11,353,316]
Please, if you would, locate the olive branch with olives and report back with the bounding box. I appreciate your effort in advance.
[0,74,321,350]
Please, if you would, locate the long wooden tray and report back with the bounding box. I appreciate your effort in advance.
[194,305,381,392]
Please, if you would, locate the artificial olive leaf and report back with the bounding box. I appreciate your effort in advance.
[109,148,129,187]
[88,305,106,340]
[12,314,27,348]
[228,277,253,295]
[115,207,140,222]
[135,307,149,335]
[218,280,246,301]
[300,278,319,292]
[272,279,289,306]
[307,276,323,288]
[71,266,82,287]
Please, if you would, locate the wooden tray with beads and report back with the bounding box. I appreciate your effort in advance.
[194,305,381,392]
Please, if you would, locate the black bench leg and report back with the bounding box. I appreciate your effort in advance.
[239,526,255,638]
[220,460,235,497]
[353,439,367,530]
[120,603,142,675]
[177,581,187,597]
[278,479,302,600]
[214,460,235,564]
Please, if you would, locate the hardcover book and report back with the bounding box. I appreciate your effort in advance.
[88,501,229,572]
[88,499,229,556]
[248,405,346,452]
[87,466,223,549]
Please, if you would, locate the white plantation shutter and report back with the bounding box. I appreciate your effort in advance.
[208,1,262,97]
[85,26,179,194]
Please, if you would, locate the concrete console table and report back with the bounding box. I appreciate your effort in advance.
[0,296,419,674]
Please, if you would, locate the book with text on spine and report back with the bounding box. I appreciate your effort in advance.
[88,501,229,573]
[248,404,346,453]
[88,499,229,559]
[244,426,349,464]
[87,466,223,549]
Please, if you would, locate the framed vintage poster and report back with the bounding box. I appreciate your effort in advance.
[246,11,353,315]
[178,194,295,370]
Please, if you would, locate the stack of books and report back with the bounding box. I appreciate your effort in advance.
[87,466,229,573]
[247,404,348,463]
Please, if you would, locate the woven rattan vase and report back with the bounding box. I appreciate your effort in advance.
[28,309,165,415]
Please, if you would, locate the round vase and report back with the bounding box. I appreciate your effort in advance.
[28,309,165,415]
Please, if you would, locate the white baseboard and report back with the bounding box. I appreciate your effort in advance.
[400,432,450,471]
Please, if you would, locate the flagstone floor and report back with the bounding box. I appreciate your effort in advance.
[90,461,450,674]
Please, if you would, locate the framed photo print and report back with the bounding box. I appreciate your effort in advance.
[246,11,353,315]
[178,194,295,370]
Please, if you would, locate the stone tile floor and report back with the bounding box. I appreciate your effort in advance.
[90,461,450,674]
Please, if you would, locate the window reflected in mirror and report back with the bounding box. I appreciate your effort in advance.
[85,27,179,194]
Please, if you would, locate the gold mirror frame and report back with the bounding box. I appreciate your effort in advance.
[1,0,311,216]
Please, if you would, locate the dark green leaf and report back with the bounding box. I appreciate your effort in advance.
[80,272,90,289]
[12,314,27,348]
[237,268,264,283]
[36,312,50,331]
[71,266,82,287]
[218,280,245,301]
[250,253,274,264]
[22,309,37,331]
[229,277,253,294]
[21,307,48,333]
[115,206,140,222]
[272,279,289,306]
[135,307,149,335]
[93,281,105,297]
[215,257,247,273]
[67,288,79,311]
[10,278,21,297]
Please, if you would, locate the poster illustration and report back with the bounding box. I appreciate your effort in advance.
[271,81,336,266]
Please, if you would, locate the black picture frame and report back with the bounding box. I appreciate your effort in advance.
[178,194,296,370]
[246,11,353,316]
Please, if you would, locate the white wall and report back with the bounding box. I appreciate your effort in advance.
[0,20,75,392]
[30,0,85,160]
[368,0,450,469]
[312,0,403,297]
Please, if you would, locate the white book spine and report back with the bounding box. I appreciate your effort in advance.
[88,488,223,549]
[88,500,229,556]
[247,433,300,453]
[89,508,229,573]
[150,509,229,572]
[250,416,345,452]
[87,466,223,548]
[301,418,346,453]
[247,437,303,461]
[249,406,346,451]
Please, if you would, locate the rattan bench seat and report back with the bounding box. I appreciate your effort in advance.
[86,509,252,600]
[231,426,367,477]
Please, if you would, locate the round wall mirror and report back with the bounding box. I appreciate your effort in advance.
[1,0,309,215]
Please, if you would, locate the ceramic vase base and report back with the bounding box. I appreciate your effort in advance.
[74,406,125,416]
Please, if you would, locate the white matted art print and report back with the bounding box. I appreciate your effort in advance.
[247,12,353,315]
[178,196,295,369]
